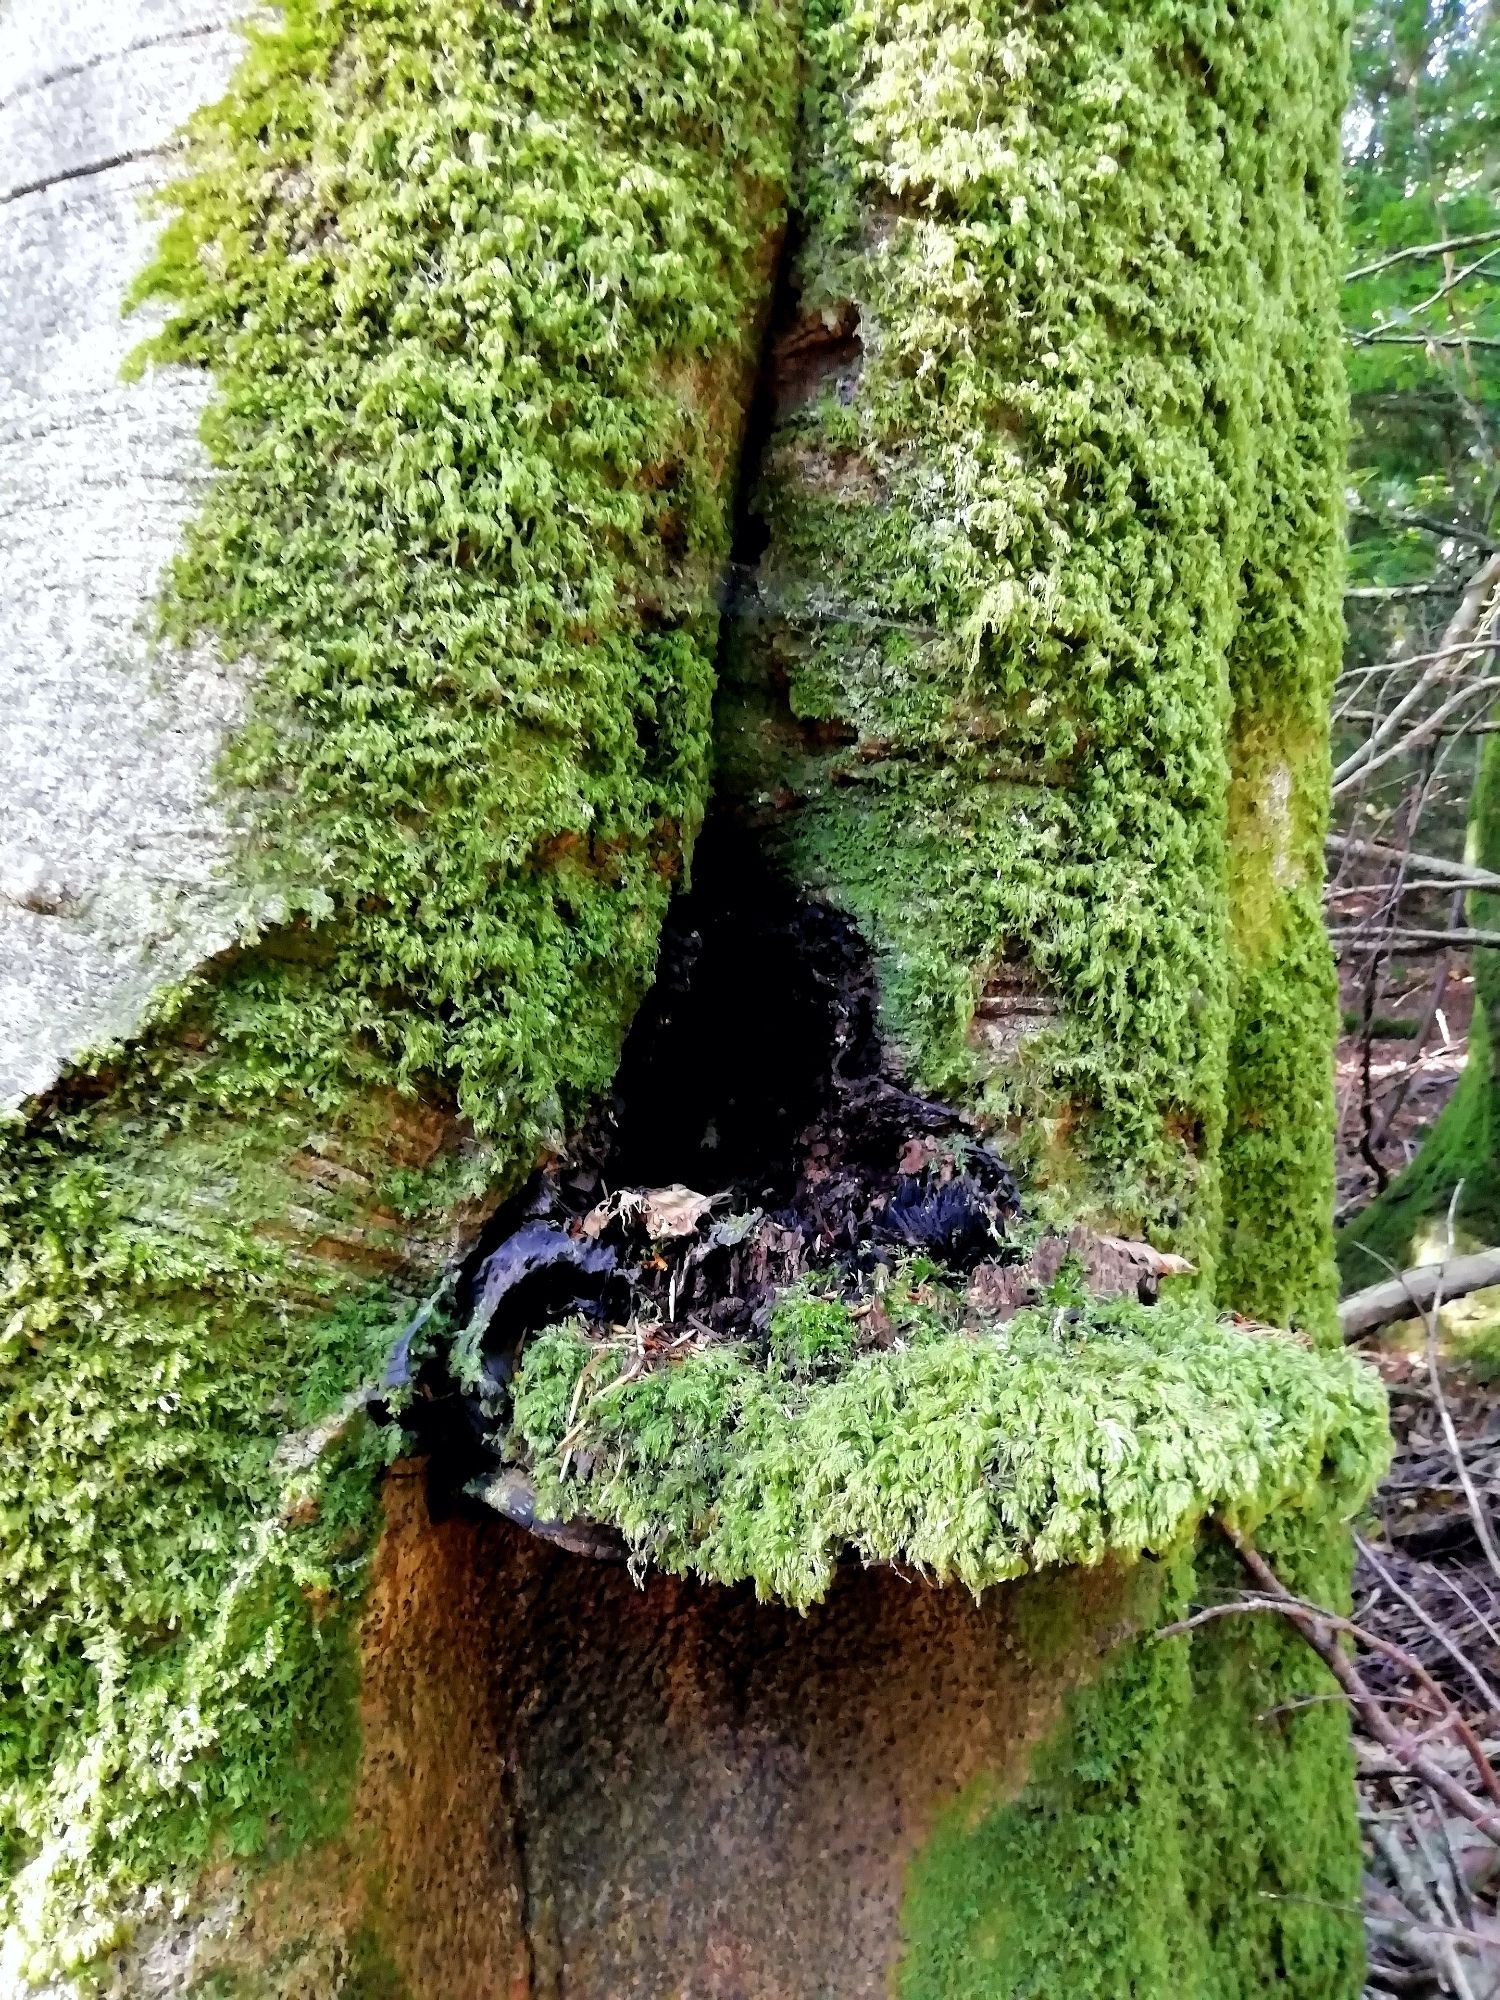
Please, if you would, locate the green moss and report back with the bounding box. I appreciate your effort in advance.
[508,1278,1388,1612]
[1219,898,1341,1338]
[0,1068,437,1979]
[716,0,1350,1305]
[1216,0,1349,1338]
[127,0,798,1150]
[3,0,1363,1978]
[2,0,796,1972]
[898,1512,1363,2000]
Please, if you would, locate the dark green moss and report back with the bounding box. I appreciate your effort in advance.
[1219,899,1342,1338]
[1216,0,1350,1341]
[898,1513,1363,2000]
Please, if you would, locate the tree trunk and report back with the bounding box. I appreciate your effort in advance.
[0,3,1387,1995]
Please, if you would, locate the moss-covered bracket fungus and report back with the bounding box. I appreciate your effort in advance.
[0,0,1390,1993]
[493,1287,1386,1612]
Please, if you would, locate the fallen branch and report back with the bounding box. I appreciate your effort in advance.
[1330,927,1500,952]
[1348,332,1500,352]
[1326,833,1500,893]
[1340,1250,1500,1340]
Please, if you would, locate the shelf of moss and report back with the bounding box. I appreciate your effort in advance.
[499,1276,1391,1611]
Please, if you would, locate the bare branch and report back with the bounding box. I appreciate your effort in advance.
[1340,1250,1500,1340]
[1352,508,1500,555]
[1223,1527,1500,1830]
[1325,835,1500,890]
[1332,676,1500,796]
[1347,229,1500,283]
[1331,927,1500,952]
[1156,1588,1500,1838]
[1333,556,1500,790]
[1350,332,1500,352]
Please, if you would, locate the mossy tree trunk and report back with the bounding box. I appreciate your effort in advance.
[0,2,1384,1996]
[721,1,1348,1338]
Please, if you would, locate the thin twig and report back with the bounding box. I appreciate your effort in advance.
[1416,1192,1500,1592]
[1326,835,1500,893]
[1357,1535,1500,1718]
[1347,228,1500,283]
[1160,1527,1500,1840]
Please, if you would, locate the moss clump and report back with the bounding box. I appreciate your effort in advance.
[508,1278,1388,1611]
[2,0,796,1973]
[127,0,798,1151]
[899,1512,1364,2000]
[717,0,1349,1314]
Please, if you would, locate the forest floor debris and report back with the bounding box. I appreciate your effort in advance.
[1352,1350,1500,1995]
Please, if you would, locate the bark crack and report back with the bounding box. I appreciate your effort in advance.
[0,22,232,116]
[0,146,163,208]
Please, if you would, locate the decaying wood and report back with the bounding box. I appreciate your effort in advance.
[967,1228,1195,1320]
[471,1469,627,1563]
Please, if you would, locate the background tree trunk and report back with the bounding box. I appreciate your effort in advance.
[0,2,1387,1995]
[1340,727,1500,1271]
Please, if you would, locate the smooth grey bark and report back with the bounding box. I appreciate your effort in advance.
[0,0,254,1110]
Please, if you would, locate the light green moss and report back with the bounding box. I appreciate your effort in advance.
[898,1512,1364,2000]
[718,0,1350,1310]
[508,1277,1388,1611]
[0,1087,403,1979]
[126,0,798,1151]
[1,0,796,1972]
[509,1269,1381,2000]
